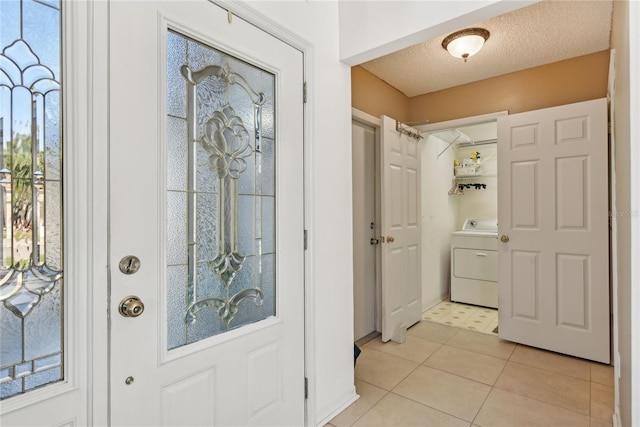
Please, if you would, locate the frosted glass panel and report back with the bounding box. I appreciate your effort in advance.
[166,30,276,350]
[167,31,187,119]
[0,0,64,399]
[167,116,187,191]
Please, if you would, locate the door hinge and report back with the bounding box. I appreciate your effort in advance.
[304,229,308,250]
[303,82,307,104]
[304,377,308,399]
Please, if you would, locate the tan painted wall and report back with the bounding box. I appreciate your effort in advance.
[351,66,410,122]
[407,50,610,124]
[351,51,610,125]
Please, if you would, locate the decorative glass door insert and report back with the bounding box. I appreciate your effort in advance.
[166,30,276,349]
[0,0,63,399]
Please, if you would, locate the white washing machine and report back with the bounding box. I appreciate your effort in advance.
[450,218,498,308]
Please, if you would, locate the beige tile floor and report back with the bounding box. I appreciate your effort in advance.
[328,321,614,427]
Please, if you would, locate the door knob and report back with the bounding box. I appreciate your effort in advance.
[119,296,145,317]
[386,236,395,243]
[500,235,510,243]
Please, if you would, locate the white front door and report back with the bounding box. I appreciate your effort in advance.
[380,116,421,343]
[109,1,305,425]
[497,98,609,363]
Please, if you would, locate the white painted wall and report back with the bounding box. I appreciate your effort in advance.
[338,0,540,65]
[420,135,457,310]
[241,2,355,425]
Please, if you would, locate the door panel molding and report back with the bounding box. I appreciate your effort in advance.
[498,98,610,363]
[380,115,422,343]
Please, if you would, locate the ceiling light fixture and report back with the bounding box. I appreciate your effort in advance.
[442,28,490,62]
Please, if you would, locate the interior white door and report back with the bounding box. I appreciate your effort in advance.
[380,116,422,343]
[497,98,609,363]
[109,2,305,425]
[352,120,377,341]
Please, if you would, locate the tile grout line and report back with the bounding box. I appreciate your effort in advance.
[387,390,475,426]
[490,361,594,419]
[469,345,514,426]
[350,387,390,427]
[363,342,437,365]
[420,347,506,387]
[353,318,614,426]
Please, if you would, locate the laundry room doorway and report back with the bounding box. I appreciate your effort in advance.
[351,111,505,342]
[418,114,502,313]
[417,99,611,364]
[351,111,381,341]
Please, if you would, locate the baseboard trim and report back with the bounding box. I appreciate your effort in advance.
[612,412,622,427]
[315,388,359,427]
[422,296,447,312]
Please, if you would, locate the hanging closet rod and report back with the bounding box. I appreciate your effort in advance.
[396,121,424,140]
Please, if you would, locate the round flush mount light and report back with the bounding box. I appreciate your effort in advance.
[442,28,490,62]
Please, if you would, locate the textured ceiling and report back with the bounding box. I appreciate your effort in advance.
[360,0,613,97]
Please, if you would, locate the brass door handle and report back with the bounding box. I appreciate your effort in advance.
[386,236,395,243]
[500,235,510,243]
[119,296,145,318]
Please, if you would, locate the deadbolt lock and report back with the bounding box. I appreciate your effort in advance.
[119,255,141,275]
[119,296,145,318]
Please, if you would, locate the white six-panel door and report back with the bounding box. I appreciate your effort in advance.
[497,98,609,363]
[109,1,305,425]
[380,116,422,343]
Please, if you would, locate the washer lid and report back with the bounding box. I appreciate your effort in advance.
[452,230,498,238]
[461,218,498,232]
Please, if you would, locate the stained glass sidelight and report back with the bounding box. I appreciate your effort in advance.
[0,0,64,399]
[166,30,276,350]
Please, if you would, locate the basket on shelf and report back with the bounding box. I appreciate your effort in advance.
[454,165,481,177]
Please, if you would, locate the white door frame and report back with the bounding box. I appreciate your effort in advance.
[88,0,111,423]
[629,3,640,424]
[79,1,315,424]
